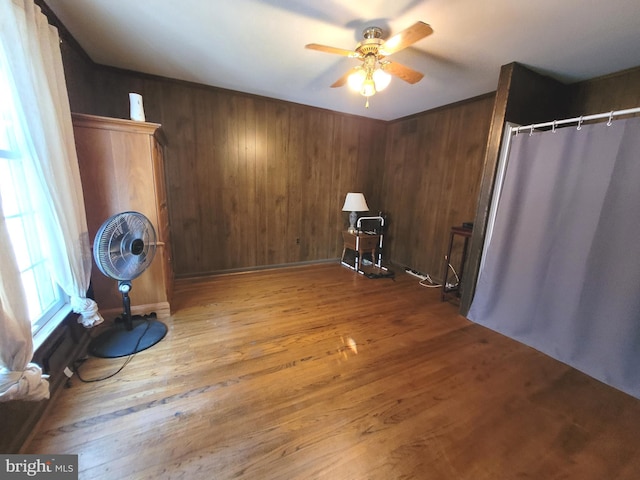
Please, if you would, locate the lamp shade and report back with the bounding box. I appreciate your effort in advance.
[348,69,366,92]
[360,77,376,97]
[373,69,391,91]
[342,192,369,212]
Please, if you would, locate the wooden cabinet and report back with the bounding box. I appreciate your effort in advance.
[72,113,173,320]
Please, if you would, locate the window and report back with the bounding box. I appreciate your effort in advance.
[0,56,66,337]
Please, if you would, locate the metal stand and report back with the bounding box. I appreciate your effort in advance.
[88,281,167,358]
[442,225,472,301]
[357,215,387,271]
[341,216,390,275]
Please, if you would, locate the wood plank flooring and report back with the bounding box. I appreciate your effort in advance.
[25,264,640,479]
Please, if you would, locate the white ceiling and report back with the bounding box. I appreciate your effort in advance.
[45,0,640,121]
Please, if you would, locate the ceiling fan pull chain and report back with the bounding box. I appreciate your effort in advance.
[365,98,370,108]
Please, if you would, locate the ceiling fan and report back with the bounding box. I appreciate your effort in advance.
[305,21,433,107]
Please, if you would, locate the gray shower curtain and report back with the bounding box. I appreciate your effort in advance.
[468,116,640,399]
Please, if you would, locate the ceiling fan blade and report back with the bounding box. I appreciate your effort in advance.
[379,21,433,56]
[305,43,359,58]
[331,67,360,88]
[383,62,424,84]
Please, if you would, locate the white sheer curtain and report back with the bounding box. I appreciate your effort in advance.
[468,116,640,399]
[0,194,50,401]
[0,0,103,401]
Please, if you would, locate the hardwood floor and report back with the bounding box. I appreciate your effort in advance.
[26,264,640,479]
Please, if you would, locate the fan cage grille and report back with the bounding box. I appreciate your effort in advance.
[93,211,157,281]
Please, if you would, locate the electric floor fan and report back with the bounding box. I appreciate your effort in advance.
[88,211,167,358]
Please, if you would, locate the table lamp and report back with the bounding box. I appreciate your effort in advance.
[342,192,369,234]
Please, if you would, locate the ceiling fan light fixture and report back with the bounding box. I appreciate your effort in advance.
[373,68,391,91]
[348,69,366,92]
[360,77,376,97]
[307,21,433,107]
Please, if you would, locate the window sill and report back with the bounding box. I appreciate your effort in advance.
[32,303,73,353]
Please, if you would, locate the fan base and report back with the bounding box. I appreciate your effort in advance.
[88,314,168,358]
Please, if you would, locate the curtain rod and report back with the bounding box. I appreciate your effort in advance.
[513,107,640,134]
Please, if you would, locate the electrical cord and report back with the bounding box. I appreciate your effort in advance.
[419,274,441,288]
[418,262,460,289]
[73,355,134,383]
[447,262,461,286]
[72,318,152,383]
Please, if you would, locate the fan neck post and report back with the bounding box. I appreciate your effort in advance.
[355,26,384,57]
[362,26,383,40]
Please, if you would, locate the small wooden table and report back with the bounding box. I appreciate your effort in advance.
[341,231,381,274]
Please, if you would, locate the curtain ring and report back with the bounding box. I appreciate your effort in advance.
[607,111,614,126]
[529,125,534,136]
[552,120,557,133]
[577,116,583,131]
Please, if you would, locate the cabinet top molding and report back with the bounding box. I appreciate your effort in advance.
[71,113,165,143]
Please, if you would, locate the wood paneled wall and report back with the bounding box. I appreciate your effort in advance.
[380,95,494,280]
[65,66,387,276]
[64,55,493,280]
[568,66,640,116]
[60,54,494,280]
